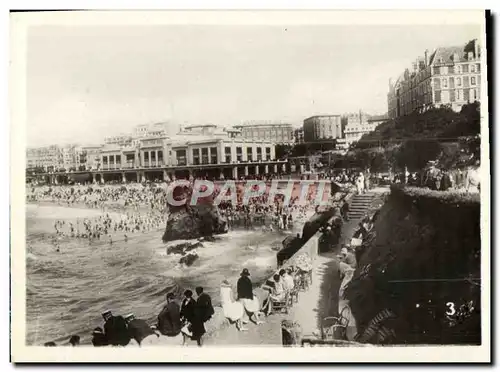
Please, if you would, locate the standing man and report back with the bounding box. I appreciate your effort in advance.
[195,287,214,324]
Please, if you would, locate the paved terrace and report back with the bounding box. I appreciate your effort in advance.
[201,187,388,347]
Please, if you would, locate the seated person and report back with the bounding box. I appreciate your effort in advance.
[262,274,286,316]
[69,335,80,346]
[157,293,182,337]
[280,268,295,292]
[337,247,357,271]
[124,313,158,346]
[102,310,131,346]
[91,327,108,347]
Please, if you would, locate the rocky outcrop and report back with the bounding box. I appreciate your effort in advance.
[166,241,203,255]
[165,239,204,266]
[161,184,228,242]
[179,251,199,267]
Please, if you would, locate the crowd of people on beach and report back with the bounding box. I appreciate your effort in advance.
[50,210,167,247]
[28,176,328,246]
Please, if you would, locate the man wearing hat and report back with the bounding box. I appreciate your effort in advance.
[102,310,130,346]
[124,313,158,346]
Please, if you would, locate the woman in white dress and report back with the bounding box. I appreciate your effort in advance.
[220,279,247,331]
[356,173,365,194]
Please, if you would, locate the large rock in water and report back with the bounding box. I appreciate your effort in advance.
[162,203,228,242]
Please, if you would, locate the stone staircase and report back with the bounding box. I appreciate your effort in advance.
[347,192,376,220]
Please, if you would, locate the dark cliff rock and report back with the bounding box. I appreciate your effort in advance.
[179,252,199,267]
[161,184,228,242]
[166,241,204,255]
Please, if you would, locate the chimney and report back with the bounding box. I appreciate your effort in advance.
[474,39,479,59]
[424,49,429,66]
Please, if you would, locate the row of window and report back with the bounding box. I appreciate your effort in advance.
[102,155,122,164]
[434,88,479,103]
[433,63,481,76]
[435,75,479,89]
[244,130,293,138]
[397,74,479,104]
[192,147,218,165]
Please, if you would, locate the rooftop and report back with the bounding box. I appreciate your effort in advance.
[304,115,341,121]
[233,122,293,128]
[183,124,217,129]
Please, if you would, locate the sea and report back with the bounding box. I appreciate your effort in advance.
[25,203,287,345]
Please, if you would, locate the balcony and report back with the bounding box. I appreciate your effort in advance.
[122,162,136,169]
[101,164,122,171]
[176,157,187,166]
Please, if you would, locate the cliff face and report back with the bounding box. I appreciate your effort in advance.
[162,185,228,242]
[345,186,481,345]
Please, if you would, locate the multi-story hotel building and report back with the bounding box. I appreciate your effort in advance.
[232,122,294,144]
[388,38,482,119]
[303,115,343,142]
[28,121,291,184]
[26,145,63,172]
[341,111,388,146]
[45,124,284,183]
[80,145,103,171]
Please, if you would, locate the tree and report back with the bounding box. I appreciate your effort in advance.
[396,139,442,171]
[275,144,292,159]
[368,148,390,173]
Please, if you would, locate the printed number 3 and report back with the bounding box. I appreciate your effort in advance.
[446,302,456,316]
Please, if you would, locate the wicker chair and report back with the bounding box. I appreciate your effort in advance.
[270,292,290,315]
[321,306,350,341]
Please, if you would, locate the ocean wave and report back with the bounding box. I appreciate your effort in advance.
[26,207,286,345]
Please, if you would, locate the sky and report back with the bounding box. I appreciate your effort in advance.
[26,24,481,147]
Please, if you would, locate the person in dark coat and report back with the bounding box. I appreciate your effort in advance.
[157,293,182,337]
[341,201,350,221]
[102,310,130,346]
[237,268,263,324]
[69,335,80,346]
[124,313,158,346]
[237,268,253,301]
[195,287,214,323]
[180,290,205,346]
[91,327,108,347]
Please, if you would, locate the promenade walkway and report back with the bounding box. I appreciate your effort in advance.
[203,218,362,346]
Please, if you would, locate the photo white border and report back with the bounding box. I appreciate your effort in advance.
[9,9,491,363]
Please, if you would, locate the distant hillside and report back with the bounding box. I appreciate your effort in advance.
[346,102,481,172]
